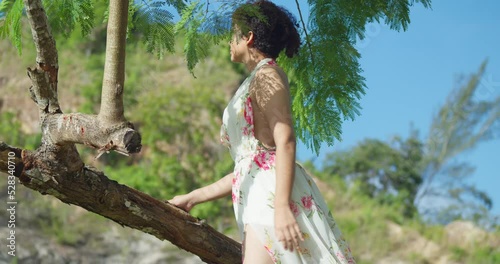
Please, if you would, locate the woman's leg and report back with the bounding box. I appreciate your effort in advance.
[243,225,274,264]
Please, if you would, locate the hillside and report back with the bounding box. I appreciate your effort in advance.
[1,32,500,263]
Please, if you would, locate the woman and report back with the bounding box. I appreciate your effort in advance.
[169,1,355,263]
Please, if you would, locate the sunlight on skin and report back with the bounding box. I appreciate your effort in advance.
[230,27,304,255]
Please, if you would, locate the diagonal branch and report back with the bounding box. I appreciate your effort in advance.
[0,142,242,264]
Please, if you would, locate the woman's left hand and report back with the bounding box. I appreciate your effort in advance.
[274,205,304,252]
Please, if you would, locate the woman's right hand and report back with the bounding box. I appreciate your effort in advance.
[168,193,197,212]
[167,173,234,212]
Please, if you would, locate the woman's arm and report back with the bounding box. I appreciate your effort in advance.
[252,66,296,207]
[169,172,233,212]
[252,66,304,251]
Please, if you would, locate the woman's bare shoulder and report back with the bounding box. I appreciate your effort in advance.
[252,64,289,93]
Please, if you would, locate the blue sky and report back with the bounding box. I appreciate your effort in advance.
[278,0,500,215]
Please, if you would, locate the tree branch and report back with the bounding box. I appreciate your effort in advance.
[294,0,315,65]
[41,113,141,156]
[0,142,242,263]
[24,0,60,118]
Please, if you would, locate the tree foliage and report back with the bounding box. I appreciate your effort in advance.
[174,1,212,72]
[416,61,500,225]
[42,0,95,37]
[130,0,176,58]
[0,0,24,53]
[324,134,424,217]
[280,0,431,153]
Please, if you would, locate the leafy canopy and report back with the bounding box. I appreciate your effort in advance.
[324,134,424,218]
[0,0,432,154]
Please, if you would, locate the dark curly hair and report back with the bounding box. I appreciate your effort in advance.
[232,0,301,58]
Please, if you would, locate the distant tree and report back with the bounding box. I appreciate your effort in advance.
[0,0,431,262]
[416,61,499,226]
[324,134,424,217]
[322,61,500,225]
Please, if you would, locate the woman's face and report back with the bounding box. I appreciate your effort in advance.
[229,28,248,63]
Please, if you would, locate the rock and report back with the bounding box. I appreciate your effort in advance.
[444,220,488,248]
[0,225,205,264]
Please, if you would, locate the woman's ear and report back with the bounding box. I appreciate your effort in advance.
[246,31,255,46]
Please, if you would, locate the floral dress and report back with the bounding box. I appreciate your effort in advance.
[220,58,355,263]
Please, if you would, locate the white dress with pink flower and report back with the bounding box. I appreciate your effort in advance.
[220,58,355,263]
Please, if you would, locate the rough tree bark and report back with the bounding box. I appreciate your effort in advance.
[98,0,128,125]
[0,0,242,263]
[0,142,241,264]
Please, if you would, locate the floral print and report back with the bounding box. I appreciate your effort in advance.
[239,96,255,137]
[301,195,314,210]
[289,201,300,217]
[264,229,283,263]
[220,123,230,147]
[221,58,355,263]
[232,170,243,205]
[243,97,254,128]
[253,151,276,170]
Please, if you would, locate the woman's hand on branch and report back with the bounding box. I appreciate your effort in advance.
[168,193,197,212]
[168,173,234,212]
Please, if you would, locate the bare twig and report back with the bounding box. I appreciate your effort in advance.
[295,0,315,64]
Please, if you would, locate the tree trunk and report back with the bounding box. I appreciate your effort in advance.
[4,0,243,263]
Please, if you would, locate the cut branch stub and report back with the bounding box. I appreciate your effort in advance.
[40,113,142,156]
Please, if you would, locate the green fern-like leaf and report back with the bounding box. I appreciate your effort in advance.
[175,1,211,74]
[0,0,16,18]
[165,0,187,15]
[184,20,210,74]
[275,0,431,154]
[200,10,232,44]
[132,0,175,59]
[174,1,196,33]
[42,0,94,37]
[0,0,24,55]
[74,0,94,36]
[174,1,254,71]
